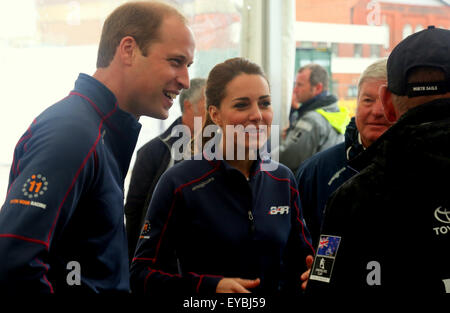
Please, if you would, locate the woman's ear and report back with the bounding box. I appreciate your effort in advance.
[208,105,221,126]
[379,84,398,123]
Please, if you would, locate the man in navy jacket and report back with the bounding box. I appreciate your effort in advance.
[0,2,195,293]
[296,59,391,247]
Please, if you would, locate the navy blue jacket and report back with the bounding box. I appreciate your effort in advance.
[130,156,314,295]
[0,74,141,293]
[295,118,363,247]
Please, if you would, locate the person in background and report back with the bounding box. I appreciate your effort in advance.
[130,57,314,297]
[277,64,349,174]
[0,1,194,293]
[296,58,391,248]
[288,90,300,130]
[125,78,206,263]
[305,26,450,294]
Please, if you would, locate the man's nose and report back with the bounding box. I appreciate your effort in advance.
[177,67,190,90]
[373,98,385,116]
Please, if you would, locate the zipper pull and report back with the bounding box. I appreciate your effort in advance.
[248,210,255,234]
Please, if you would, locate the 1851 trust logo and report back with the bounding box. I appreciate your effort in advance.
[139,220,151,240]
[22,174,48,199]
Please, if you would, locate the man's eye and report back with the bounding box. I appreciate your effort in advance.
[169,59,182,66]
[260,101,271,107]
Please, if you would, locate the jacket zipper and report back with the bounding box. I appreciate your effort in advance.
[248,210,255,234]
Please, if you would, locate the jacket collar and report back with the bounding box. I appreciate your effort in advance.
[295,92,338,121]
[344,117,365,161]
[72,73,141,177]
[201,149,264,180]
[73,73,117,116]
[72,73,141,133]
[159,116,184,145]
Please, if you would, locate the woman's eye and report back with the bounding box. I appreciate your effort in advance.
[234,102,248,108]
[260,101,271,107]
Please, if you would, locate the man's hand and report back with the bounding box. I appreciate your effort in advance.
[301,255,314,290]
[216,278,260,293]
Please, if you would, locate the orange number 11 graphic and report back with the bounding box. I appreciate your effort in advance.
[28,180,43,193]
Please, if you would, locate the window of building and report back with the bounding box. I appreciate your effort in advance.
[347,85,358,98]
[331,43,339,57]
[370,44,381,57]
[300,41,314,48]
[354,44,362,57]
[402,24,413,39]
[415,24,424,32]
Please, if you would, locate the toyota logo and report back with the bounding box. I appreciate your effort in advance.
[434,206,450,224]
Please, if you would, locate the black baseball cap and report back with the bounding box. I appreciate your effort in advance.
[387,26,450,98]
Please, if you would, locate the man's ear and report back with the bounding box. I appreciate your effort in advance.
[312,82,324,96]
[117,36,138,66]
[379,84,398,123]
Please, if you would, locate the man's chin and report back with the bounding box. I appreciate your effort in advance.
[158,111,169,120]
[145,109,169,120]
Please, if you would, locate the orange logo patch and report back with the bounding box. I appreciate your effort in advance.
[22,174,48,199]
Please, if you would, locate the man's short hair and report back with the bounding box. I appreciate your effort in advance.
[298,63,329,91]
[96,1,186,68]
[179,78,206,113]
[357,58,387,97]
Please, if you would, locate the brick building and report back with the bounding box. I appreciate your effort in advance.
[12,0,450,108]
[295,0,450,103]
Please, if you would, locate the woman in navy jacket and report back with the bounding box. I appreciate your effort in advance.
[130,58,314,295]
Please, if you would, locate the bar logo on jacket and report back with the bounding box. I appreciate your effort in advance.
[268,206,290,215]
